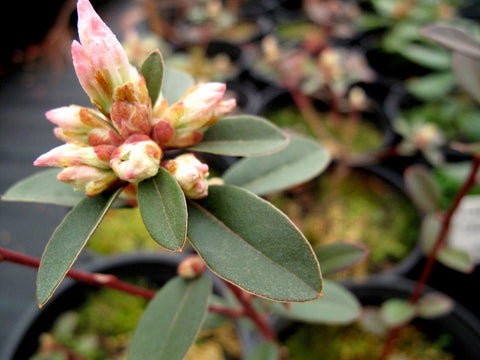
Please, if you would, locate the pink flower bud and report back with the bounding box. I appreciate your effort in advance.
[57,166,121,196]
[177,255,207,279]
[162,153,209,199]
[110,82,152,139]
[34,144,115,169]
[110,135,162,182]
[72,0,141,113]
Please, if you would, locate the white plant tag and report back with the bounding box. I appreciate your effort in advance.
[448,195,480,264]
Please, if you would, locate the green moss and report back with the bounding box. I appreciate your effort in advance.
[266,106,384,156]
[268,167,420,279]
[283,322,453,360]
[87,207,162,255]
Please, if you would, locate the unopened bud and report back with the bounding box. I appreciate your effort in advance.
[162,153,209,199]
[178,255,207,279]
[110,134,162,182]
[34,144,115,169]
[262,35,281,64]
[57,165,121,196]
[413,123,445,149]
[348,87,368,111]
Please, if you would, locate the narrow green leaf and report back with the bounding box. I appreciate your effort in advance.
[406,72,455,101]
[36,189,121,306]
[417,293,454,319]
[314,243,369,276]
[437,246,474,273]
[246,342,280,360]
[2,169,84,207]
[421,24,480,60]
[137,168,187,251]
[189,115,289,156]
[404,165,442,214]
[222,135,330,196]
[187,185,322,302]
[140,50,164,105]
[380,298,417,328]
[453,52,480,104]
[420,214,442,254]
[162,66,195,104]
[269,280,360,324]
[402,43,451,70]
[129,275,212,360]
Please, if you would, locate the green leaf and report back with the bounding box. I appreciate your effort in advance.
[421,24,480,60]
[417,293,454,319]
[189,115,288,156]
[406,72,455,101]
[269,280,360,324]
[380,298,417,328]
[246,342,280,360]
[404,165,442,214]
[187,185,322,302]
[402,43,451,70]
[137,168,187,251]
[140,50,164,106]
[2,169,84,207]
[437,246,474,273]
[129,275,212,360]
[222,135,330,196]
[36,189,121,306]
[453,52,480,104]
[420,214,442,254]
[314,243,369,276]
[162,66,195,104]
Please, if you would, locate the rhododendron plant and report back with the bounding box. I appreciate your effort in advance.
[2,1,372,359]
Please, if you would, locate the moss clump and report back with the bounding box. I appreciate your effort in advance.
[87,207,162,255]
[268,167,420,279]
[283,322,454,360]
[267,106,385,157]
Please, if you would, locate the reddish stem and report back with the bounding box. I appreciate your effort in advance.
[225,281,277,342]
[379,155,480,360]
[0,247,240,317]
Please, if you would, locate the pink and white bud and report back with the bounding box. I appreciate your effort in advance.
[162,153,209,199]
[72,0,141,113]
[110,81,152,139]
[110,134,162,182]
[156,83,236,148]
[57,166,121,196]
[178,255,207,279]
[34,144,115,169]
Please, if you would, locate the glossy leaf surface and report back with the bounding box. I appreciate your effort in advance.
[129,275,212,360]
[189,115,288,156]
[222,135,330,196]
[36,189,121,306]
[187,185,322,302]
[137,168,187,251]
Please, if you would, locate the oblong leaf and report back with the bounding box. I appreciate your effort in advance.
[2,169,84,207]
[162,66,195,104]
[129,275,212,360]
[269,280,360,324]
[137,168,187,251]
[36,189,121,306]
[222,135,331,196]
[453,52,480,104]
[406,72,455,101]
[140,50,164,105]
[437,246,474,273]
[380,298,417,328]
[421,24,480,59]
[187,185,322,302]
[314,242,369,276]
[404,165,442,214]
[189,115,289,156]
[417,292,454,319]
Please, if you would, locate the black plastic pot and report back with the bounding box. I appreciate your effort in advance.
[274,276,480,360]
[0,252,231,360]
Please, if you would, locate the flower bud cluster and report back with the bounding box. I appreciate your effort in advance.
[34,0,236,198]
